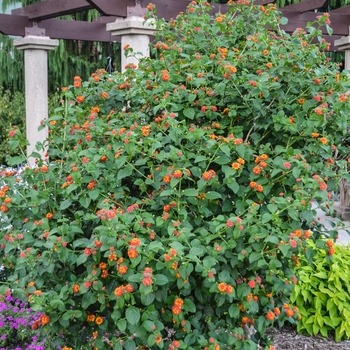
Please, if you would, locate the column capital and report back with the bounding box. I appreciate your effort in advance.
[13,35,59,51]
[334,36,350,50]
[106,16,156,36]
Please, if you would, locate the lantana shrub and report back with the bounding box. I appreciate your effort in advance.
[1,1,350,349]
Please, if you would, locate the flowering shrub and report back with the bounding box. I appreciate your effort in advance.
[0,293,46,349]
[1,1,350,349]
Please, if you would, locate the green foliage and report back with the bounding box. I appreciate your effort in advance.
[1,1,350,349]
[0,87,25,165]
[291,241,350,342]
[0,88,60,166]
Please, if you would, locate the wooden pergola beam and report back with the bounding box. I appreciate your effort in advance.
[331,4,350,14]
[11,0,92,20]
[281,11,350,37]
[41,19,115,42]
[283,0,327,12]
[0,14,31,36]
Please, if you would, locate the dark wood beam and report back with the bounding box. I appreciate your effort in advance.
[40,18,116,42]
[11,0,92,21]
[280,11,350,36]
[283,0,327,12]
[86,0,135,17]
[0,14,31,36]
[331,4,350,14]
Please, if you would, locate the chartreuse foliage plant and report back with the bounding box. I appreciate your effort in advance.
[1,1,350,349]
[291,240,350,342]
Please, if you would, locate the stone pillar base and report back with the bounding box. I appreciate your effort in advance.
[334,204,350,221]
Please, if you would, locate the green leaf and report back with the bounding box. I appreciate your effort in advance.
[183,108,195,119]
[117,319,127,331]
[154,274,169,286]
[183,188,198,197]
[88,190,99,200]
[206,191,222,200]
[249,252,261,263]
[76,254,88,266]
[60,199,72,210]
[82,291,96,309]
[141,293,155,306]
[184,299,196,313]
[228,304,240,318]
[124,340,136,350]
[126,306,140,326]
[280,17,288,25]
[326,24,333,36]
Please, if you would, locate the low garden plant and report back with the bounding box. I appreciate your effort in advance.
[0,292,46,349]
[1,0,350,349]
[291,240,350,342]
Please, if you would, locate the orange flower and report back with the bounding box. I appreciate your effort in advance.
[256,185,263,192]
[123,44,130,50]
[252,166,262,175]
[265,311,275,321]
[125,284,134,293]
[217,282,227,292]
[249,181,257,189]
[163,175,172,183]
[73,284,80,293]
[260,154,268,160]
[237,158,245,165]
[216,16,223,23]
[3,197,12,204]
[241,316,249,324]
[311,132,319,138]
[46,212,53,220]
[129,238,141,247]
[319,137,327,144]
[76,96,85,104]
[173,170,182,178]
[99,262,107,269]
[118,265,128,275]
[41,315,50,326]
[95,316,104,325]
[285,308,294,317]
[127,248,138,259]
[225,284,233,294]
[114,286,124,297]
[231,162,241,170]
[162,73,170,81]
[101,92,108,99]
[172,305,182,315]
[266,63,273,69]
[174,298,184,307]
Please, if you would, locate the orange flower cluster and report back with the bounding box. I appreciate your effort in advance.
[32,315,50,330]
[326,239,335,255]
[217,282,234,294]
[114,284,133,297]
[74,76,81,88]
[202,169,216,181]
[172,297,184,315]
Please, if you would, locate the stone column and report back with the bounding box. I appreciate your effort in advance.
[334,35,350,219]
[13,35,59,165]
[106,16,156,72]
[335,36,350,70]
